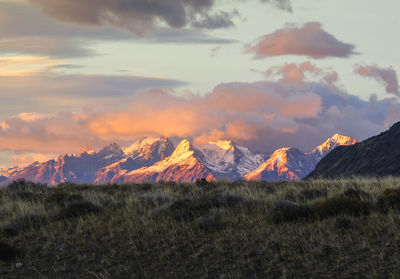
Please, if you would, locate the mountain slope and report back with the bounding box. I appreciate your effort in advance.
[197,140,268,180]
[245,134,357,181]
[307,122,400,178]
[307,134,357,161]
[120,140,215,183]
[2,143,125,185]
[94,137,175,183]
[244,148,314,180]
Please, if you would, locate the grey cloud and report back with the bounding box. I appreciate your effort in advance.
[0,2,236,58]
[191,10,239,29]
[27,0,295,34]
[260,0,292,12]
[28,0,235,33]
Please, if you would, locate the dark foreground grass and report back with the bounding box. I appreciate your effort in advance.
[1,178,400,278]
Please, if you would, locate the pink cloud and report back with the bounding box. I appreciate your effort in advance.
[245,22,357,59]
[355,64,399,96]
[87,83,322,142]
[0,68,399,165]
[265,62,339,86]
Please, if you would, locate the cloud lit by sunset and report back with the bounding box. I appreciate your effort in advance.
[0,0,398,168]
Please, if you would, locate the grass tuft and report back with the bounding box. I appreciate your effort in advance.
[57,201,101,219]
[313,196,371,219]
[3,214,47,237]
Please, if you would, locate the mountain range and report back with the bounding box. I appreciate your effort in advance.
[307,122,400,179]
[0,134,356,185]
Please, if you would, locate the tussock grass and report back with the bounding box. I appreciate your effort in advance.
[0,178,400,277]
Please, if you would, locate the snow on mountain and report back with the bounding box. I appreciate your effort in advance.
[244,148,314,181]
[0,133,357,185]
[245,134,357,181]
[94,137,175,183]
[197,140,268,179]
[120,139,214,183]
[1,143,126,185]
[307,134,357,161]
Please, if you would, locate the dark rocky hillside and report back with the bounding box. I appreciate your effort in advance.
[307,122,400,178]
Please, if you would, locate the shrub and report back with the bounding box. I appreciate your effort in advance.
[343,188,372,200]
[207,192,244,208]
[313,196,371,219]
[334,217,352,230]
[272,200,313,223]
[195,178,209,187]
[8,179,46,192]
[167,196,230,221]
[297,188,328,201]
[58,182,78,187]
[57,201,101,219]
[0,240,17,262]
[3,214,47,237]
[10,190,36,201]
[168,199,204,221]
[283,188,297,202]
[141,193,170,205]
[377,188,400,212]
[196,212,225,232]
[44,192,84,208]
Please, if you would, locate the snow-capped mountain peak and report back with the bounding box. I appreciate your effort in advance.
[1,133,357,185]
[123,136,165,156]
[172,139,193,156]
[244,147,314,181]
[197,140,267,179]
[309,134,357,159]
[208,140,234,150]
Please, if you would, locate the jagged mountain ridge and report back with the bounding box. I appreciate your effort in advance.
[245,134,357,181]
[94,137,175,183]
[0,134,356,185]
[1,143,126,185]
[307,122,400,178]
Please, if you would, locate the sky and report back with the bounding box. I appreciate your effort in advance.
[0,0,399,168]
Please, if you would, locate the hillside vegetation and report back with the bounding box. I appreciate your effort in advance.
[1,178,400,278]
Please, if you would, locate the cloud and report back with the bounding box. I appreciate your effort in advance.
[0,37,97,58]
[260,0,292,12]
[27,0,295,34]
[28,0,237,34]
[265,62,339,86]
[9,153,55,168]
[87,83,322,142]
[355,64,399,97]
[0,62,186,119]
[0,60,399,164]
[0,78,399,160]
[210,46,222,58]
[86,76,400,153]
[245,22,357,59]
[0,2,236,59]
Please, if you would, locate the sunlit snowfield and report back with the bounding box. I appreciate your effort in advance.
[1,178,400,278]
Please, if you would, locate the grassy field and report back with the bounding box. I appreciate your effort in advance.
[1,178,400,278]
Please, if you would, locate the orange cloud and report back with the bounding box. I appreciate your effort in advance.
[87,83,322,143]
[9,153,55,167]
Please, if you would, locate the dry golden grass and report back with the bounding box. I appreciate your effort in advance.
[0,178,400,278]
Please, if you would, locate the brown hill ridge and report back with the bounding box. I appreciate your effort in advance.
[307,122,400,179]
